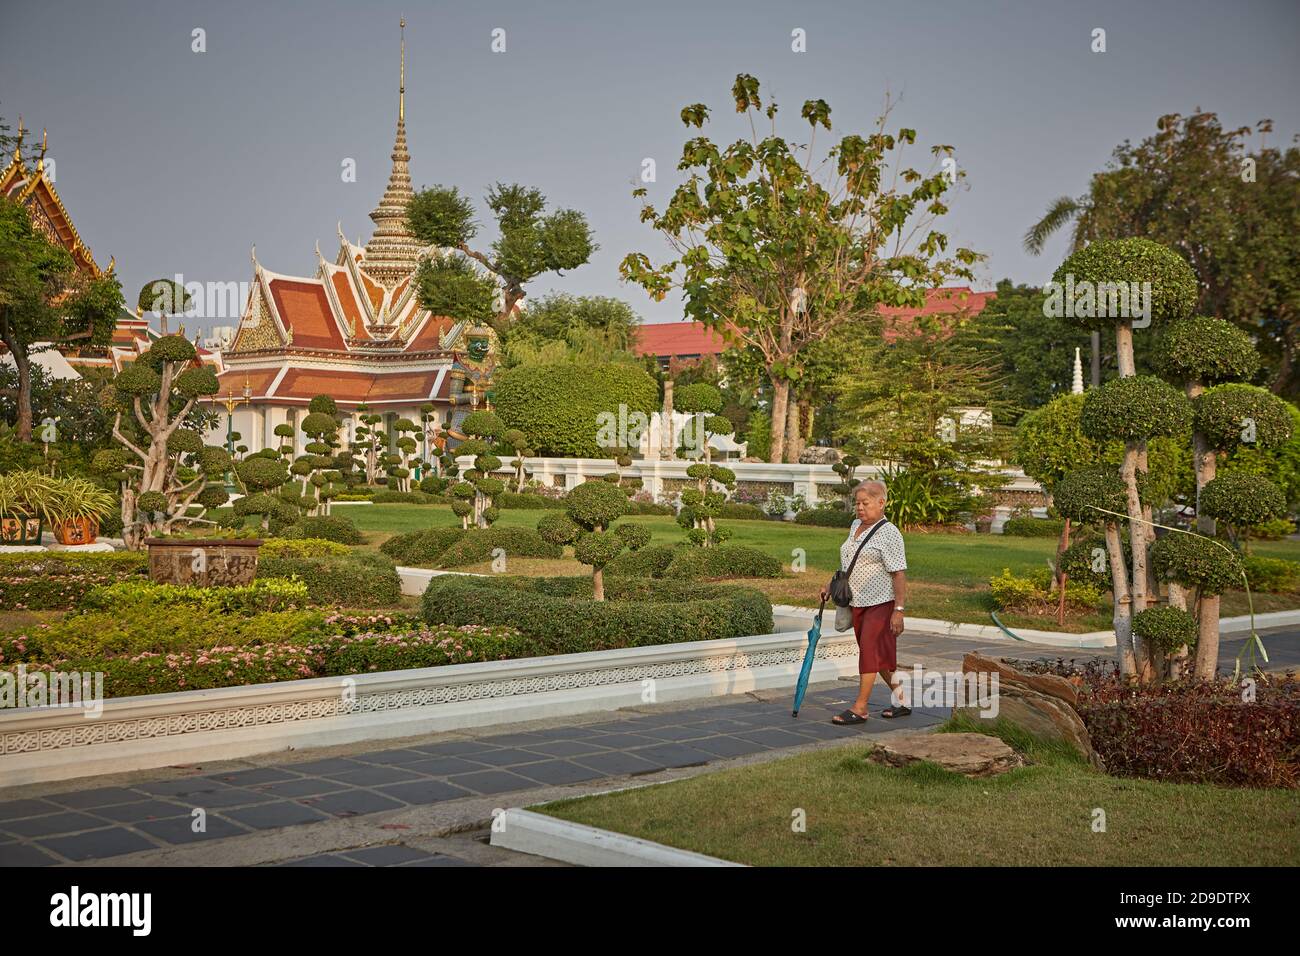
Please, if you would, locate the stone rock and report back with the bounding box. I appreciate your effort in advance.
[798,446,843,465]
[740,456,765,463]
[962,653,1078,708]
[866,732,1023,777]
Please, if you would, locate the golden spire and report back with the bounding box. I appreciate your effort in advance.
[399,17,406,124]
[13,116,23,162]
[37,128,47,171]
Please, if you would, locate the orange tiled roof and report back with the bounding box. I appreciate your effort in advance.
[633,322,730,359]
[214,366,282,400]
[329,270,366,338]
[263,367,448,405]
[267,279,345,351]
[403,314,451,352]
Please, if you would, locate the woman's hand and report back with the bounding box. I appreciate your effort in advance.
[889,609,905,636]
[819,585,831,602]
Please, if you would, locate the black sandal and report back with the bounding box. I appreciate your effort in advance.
[879,705,912,719]
[831,709,868,725]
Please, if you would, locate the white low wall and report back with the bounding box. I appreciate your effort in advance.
[0,628,858,788]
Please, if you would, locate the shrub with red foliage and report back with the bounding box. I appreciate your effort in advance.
[1005,657,1300,789]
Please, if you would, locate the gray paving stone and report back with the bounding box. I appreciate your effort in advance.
[251,777,351,798]
[398,854,476,867]
[320,765,422,787]
[536,726,604,740]
[278,854,366,867]
[185,788,278,810]
[375,779,472,806]
[223,802,331,830]
[585,732,661,749]
[348,749,432,766]
[134,815,250,845]
[0,798,69,820]
[476,732,550,746]
[91,799,192,824]
[410,740,501,757]
[136,778,233,798]
[4,811,104,838]
[204,767,303,786]
[512,759,605,786]
[340,844,434,866]
[579,721,639,734]
[630,724,713,742]
[631,744,714,769]
[572,750,665,777]
[681,718,758,733]
[38,827,158,861]
[48,787,146,810]
[734,728,817,748]
[282,757,370,775]
[463,748,550,767]
[689,735,769,758]
[402,755,492,777]
[298,790,405,817]
[0,842,61,866]
[521,739,611,758]
[446,769,537,795]
[786,721,864,740]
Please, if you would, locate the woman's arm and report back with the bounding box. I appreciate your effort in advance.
[890,570,907,635]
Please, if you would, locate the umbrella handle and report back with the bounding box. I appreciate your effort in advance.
[816,595,826,622]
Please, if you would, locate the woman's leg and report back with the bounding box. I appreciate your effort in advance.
[850,672,875,716]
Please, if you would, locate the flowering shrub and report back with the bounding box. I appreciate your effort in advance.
[80,578,309,615]
[0,552,147,611]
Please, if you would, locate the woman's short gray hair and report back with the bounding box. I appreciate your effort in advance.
[853,480,887,501]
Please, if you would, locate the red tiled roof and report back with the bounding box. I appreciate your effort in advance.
[271,367,445,405]
[267,279,345,351]
[214,367,281,400]
[878,286,995,321]
[633,322,730,359]
[329,271,367,339]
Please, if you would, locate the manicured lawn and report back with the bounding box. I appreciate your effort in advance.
[540,732,1300,866]
[342,503,1299,631]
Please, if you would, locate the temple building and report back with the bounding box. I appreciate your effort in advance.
[209,22,498,458]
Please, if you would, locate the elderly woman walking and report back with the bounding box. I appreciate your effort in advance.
[820,480,910,724]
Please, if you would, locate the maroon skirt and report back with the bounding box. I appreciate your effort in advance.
[852,600,897,674]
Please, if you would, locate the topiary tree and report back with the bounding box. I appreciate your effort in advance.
[453,411,506,527]
[351,404,385,485]
[1200,473,1287,550]
[1156,318,1293,678]
[1051,238,1198,681]
[501,428,532,492]
[297,395,343,513]
[831,454,862,513]
[677,462,736,546]
[389,418,421,492]
[233,455,293,530]
[108,334,228,548]
[541,478,630,600]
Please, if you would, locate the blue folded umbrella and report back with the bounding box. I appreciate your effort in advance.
[792,597,826,718]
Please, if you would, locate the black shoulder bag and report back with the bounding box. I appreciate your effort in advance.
[828,519,888,607]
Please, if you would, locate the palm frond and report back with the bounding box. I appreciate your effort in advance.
[1023,196,1083,255]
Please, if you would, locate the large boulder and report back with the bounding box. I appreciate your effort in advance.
[955,653,1103,769]
[798,446,843,465]
[866,732,1023,777]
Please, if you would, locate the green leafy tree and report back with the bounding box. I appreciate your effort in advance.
[0,195,124,441]
[537,479,630,600]
[621,74,979,463]
[407,183,595,331]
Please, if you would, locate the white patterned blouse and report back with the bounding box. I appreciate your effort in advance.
[839,518,907,607]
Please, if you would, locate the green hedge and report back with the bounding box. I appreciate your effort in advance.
[1243,556,1300,594]
[436,527,562,568]
[497,491,568,510]
[605,544,679,578]
[794,508,854,528]
[420,574,773,652]
[0,552,147,610]
[282,515,363,545]
[718,502,769,520]
[661,545,783,579]
[369,490,447,505]
[624,500,676,516]
[1001,516,1066,537]
[257,553,403,607]
[379,527,467,565]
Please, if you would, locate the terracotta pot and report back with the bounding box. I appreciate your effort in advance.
[145,538,264,587]
[0,515,44,546]
[54,516,100,546]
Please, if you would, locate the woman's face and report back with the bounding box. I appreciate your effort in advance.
[855,491,885,522]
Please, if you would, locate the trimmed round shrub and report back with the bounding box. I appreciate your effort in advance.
[613,523,651,551]
[573,529,626,569]
[197,446,232,474]
[237,456,289,491]
[1051,238,1198,329]
[261,537,351,558]
[1132,606,1198,653]
[1080,375,1192,442]
[282,514,362,545]
[1194,383,1295,452]
[1001,516,1065,537]
[1053,467,1128,523]
[256,553,401,607]
[461,410,504,440]
[605,544,678,578]
[196,486,230,510]
[1058,534,1116,590]
[420,574,773,651]
[1200,473,1286,528]
[112,362,161,397]
[566,479,628,529]
[661,545,782,579]
[1150,533,1244,596]
[537,511,581,545]
[1014,393,1108,492]
[379,527,466,565]
[144,333,198,366]
[1155,316,1260,385]
[435,527,562,568]
[794,508,854,528]
[474,476,505,497]
[674,382,723,415]
[173,366,220,398]
[136,490,169,514]
[451,499,473,518]
[719,502,767,520]
[419,475,451,495]
[493,363,658,458]
[167,429,204,455]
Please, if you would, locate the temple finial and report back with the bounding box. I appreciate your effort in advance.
[399,17,406,124]
[14,116,23,162]
[37,128,47,171]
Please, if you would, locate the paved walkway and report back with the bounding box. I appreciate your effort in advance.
[1,627,1293,867]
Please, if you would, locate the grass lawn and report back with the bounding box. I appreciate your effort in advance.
[539,726,1300,866]
[341,503,1300,631]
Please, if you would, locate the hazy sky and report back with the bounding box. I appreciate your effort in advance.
[3,0,1298,333]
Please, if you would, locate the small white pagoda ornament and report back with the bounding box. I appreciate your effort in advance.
[1071,347,1084,395]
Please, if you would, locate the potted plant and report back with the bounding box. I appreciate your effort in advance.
[49,477,117,545]
[0,471,61,546]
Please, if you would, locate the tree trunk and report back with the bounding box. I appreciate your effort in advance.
[1055,518,1072,627]
[1105,520,1137,678]
[769,377,789,464]
[592,567,605,601]
[1122,440,1154,681]
[785,394,802,463]
[1191,403,1221,679]
[1167,581,1189,679]
[1,329,33,441]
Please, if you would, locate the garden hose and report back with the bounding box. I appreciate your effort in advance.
[989,610,1029,642]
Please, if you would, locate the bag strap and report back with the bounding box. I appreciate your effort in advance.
[843,519,888,577]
